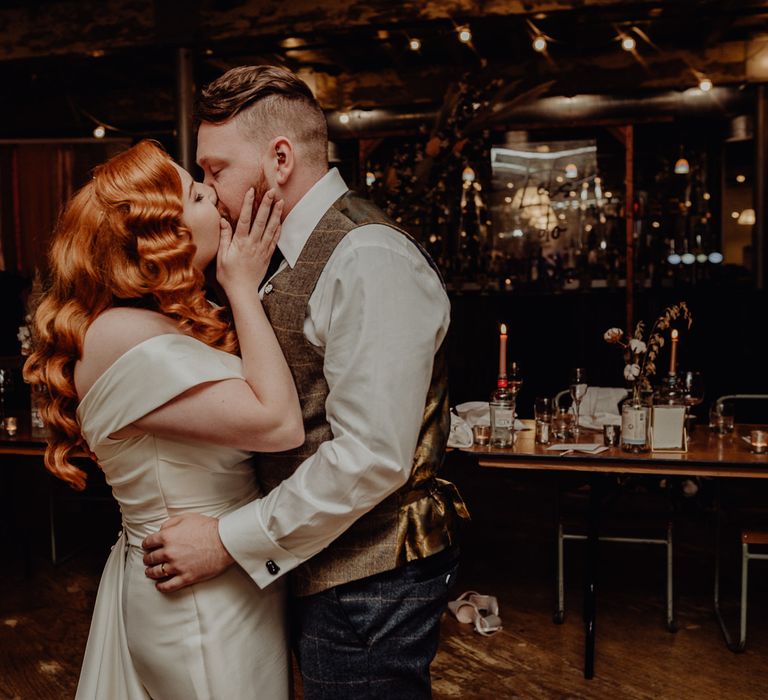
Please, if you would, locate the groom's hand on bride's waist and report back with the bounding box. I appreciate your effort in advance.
[142,513,235,593]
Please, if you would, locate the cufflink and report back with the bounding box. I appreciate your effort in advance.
[264,283,273,294]
[266,559,280,575]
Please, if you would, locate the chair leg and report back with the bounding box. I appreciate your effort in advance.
[666,521,677,632]
[712,487,746,653]
[554,522,565,624]
[739,542,749,650]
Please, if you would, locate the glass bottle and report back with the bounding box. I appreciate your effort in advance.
[620,389,650,453]
[490,375,515,448]
[30,383,47,436]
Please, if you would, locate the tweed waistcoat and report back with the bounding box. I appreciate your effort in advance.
[259,190,469,596]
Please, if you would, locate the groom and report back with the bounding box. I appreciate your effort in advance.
[142,65,468,698]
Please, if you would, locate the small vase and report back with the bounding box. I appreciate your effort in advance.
[621,398,650,453]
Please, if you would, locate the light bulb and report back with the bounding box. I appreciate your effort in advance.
[339,113,350,124]
[681,253,695,265]
[409,38,421,51]
[532,36,547,52]
[708,252,723,264]
[621,36,636,51]
[93,125,106,139]
[667,253,682,265]
[699,78,713,92]
[458,27,472,43]
[674,158,690,175]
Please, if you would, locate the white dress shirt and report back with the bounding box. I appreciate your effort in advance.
[218,168,451,588]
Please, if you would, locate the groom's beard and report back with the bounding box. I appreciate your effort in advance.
[219,169,270,227]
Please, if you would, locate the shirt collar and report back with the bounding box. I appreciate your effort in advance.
[278,167,348,268]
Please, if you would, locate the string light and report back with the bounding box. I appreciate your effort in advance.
[621,35,636,51]
[457,27,472,43]
[93,125,106,138]
[339,113,350,124]
[698,77,713,92]
[409,38,421,51]
[532,35,547,52]
[674,157,690,175]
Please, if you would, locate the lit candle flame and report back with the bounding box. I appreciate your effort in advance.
[671,329,679,339]
[500,323,507,335]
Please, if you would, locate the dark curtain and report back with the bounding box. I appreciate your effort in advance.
[0,140,130,353]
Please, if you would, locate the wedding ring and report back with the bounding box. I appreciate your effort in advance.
[161,562,167,576]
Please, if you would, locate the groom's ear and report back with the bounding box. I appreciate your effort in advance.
[271,137,294,185]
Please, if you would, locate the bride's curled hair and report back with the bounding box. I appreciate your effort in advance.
[24,140,237,490]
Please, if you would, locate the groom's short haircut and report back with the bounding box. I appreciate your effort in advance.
[196,65,328,169]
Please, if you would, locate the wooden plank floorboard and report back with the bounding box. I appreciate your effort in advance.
[3,464,768,699]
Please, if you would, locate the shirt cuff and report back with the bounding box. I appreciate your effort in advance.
[218,501,304,589]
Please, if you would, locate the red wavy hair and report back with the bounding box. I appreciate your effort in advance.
[23,140,237,490]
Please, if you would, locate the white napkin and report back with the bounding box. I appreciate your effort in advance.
[455,401,526,430]
[579,411,622,430]
[579,387,627,415]
[577,387,626,430]
[447,412,474,448]
[546,443,606,452]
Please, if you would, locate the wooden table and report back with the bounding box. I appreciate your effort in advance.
[463,421,768,678]
[0,426,49,456]
[1,423,96,565]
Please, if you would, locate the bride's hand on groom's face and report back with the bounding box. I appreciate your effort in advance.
[141,513,235,593]
[216,187,283,300]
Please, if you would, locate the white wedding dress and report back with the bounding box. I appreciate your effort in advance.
[74,334,289,700]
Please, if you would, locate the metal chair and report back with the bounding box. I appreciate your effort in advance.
[712,393,768,652]
[553,387,676,632]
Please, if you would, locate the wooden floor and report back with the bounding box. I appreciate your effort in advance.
[2,456,768,699]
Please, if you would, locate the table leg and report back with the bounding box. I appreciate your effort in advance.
[583,472,601,679]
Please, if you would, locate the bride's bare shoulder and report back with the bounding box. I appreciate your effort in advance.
[75,308,181,399]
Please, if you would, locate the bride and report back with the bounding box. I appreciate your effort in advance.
[24,139,302,699]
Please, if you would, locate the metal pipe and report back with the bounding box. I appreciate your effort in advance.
[755,85,766,290]
[175,47,194,170]
[624,125,634,334]
[327,88,751,138]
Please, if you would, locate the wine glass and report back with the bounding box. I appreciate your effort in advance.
[569,368,588,438]
[508,362,523,397]
[682,370,705,432]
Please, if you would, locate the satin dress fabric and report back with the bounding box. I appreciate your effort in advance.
[74,334,289,700]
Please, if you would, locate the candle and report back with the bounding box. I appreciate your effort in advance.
[669,329,679,375]
[3,416,17,436]
[499,323,507,376]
